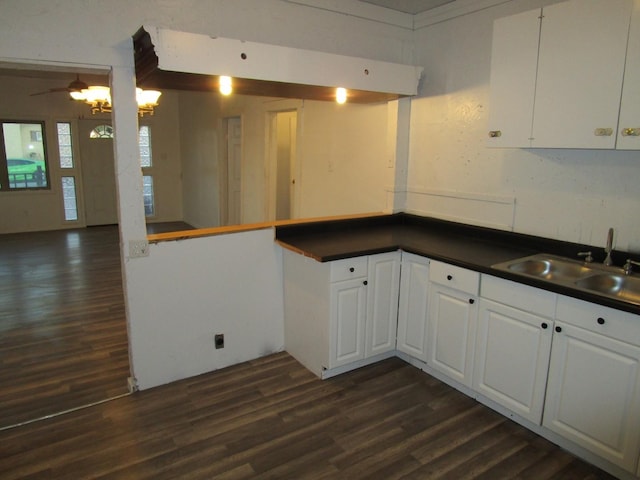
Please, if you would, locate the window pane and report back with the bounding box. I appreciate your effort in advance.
[61,176,78,221]
[142,175,154,216]
[2,121,49,189]
[57,122,74,168]
[139,125,152,167]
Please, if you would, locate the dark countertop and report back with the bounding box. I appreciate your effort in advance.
[276,213,640,316]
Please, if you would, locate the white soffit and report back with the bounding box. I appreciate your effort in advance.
[147,26,423,96]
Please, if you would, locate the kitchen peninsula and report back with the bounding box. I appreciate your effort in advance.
[277,213,640,480]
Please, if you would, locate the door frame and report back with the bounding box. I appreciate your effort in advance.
[266,103,302,221]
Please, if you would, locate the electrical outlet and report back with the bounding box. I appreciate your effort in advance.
[129,240,149,258]
[214,333,224,349]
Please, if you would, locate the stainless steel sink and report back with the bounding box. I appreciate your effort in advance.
[575,273,640,304]
[504,255,595,281]
[492,253,640,306]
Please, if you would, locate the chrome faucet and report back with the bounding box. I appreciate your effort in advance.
[604,227,614,266]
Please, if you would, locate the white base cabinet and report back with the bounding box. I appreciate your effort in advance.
[427,261,479,388]
[365,251,401,358]
[283,249,400,377]
[543,296,640,472]
[396,252,430,361]
[330,277,367,368]
[475,275,555,424]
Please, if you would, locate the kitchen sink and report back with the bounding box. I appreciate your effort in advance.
[504,255,595,281]
[492,253,640,306]
[575,273,640,304]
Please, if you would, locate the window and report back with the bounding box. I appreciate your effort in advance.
[57,122,79,221]
[139,126,155,217]
[89,125,114,139]
[0,121,49,190]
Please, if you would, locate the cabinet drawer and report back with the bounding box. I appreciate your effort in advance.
[429,260,479,295]
[330,256,368,283]
[556,295,640,346]
[481,274,556,318]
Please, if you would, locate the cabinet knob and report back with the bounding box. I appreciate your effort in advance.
[447,275,453,281]
[622,127,640,137]
[349,267,355,273]
[488,130,502,138]
[363,280,368,286]
[597,317,605,325]
[541,322,548,329]
[468,298,475,304]
[555,326,562,333]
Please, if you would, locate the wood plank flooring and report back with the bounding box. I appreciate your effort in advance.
[0,352,616,479]
[0,226,130,428]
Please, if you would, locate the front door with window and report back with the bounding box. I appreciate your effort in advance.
[78,120,118,226]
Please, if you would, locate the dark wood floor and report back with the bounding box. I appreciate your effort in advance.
[0,226,130,428]
[0,352,616,479]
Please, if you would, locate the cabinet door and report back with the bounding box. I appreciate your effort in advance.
[486,8,541,147]
[427,284,477,387]
[365,252,401,358]
[397,253,430,361]
[329,278,366,368]
[543,322,640,471]
[532,0,632,148]
[618,0,640,150]
[474,299,552,424]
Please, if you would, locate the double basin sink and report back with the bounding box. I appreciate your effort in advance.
[492,253,640,306]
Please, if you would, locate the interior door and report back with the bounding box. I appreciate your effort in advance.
[275,111,297,221]
[78,120,118,226]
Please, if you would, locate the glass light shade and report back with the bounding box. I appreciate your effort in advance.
[69,90,86,101]
[137,88,162,107]
[82,86,111,104]
[219,76,233,96]
[336,87,347,104]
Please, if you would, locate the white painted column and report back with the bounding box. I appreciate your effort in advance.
[110,62,147,385]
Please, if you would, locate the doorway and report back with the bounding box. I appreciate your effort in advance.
[270,110,298,221]
[78,120,118,226]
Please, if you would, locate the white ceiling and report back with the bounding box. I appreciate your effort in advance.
[357,0,456,15]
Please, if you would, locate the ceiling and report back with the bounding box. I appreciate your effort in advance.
[357,0,455,15]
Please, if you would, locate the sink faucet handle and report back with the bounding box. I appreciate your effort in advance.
[578,251,593,263]
[624,259,640,275]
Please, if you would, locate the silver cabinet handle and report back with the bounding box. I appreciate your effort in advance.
[594,128,613,136]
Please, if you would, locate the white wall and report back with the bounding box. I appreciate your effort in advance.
[127,228,285,390]
[408,0,640,252]
[0,74,185,233]
[178,90,223,229]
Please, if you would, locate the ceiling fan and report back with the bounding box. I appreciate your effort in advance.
[30,74,89,97]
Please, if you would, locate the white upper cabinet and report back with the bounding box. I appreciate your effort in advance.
[486,8,540,147]
[618,0,640,150]
[487,0,635,149]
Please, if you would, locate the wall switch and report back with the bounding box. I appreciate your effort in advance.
[214,333,224,349]
[129,240,149,258]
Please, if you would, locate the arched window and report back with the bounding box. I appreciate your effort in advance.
[89,125,114,139]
